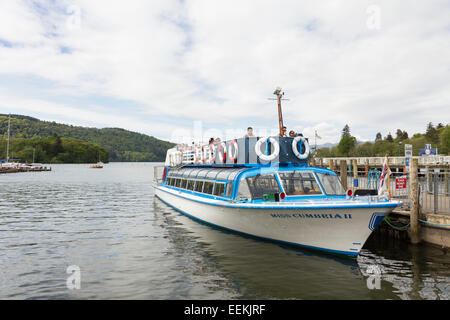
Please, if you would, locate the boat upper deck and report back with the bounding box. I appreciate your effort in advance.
[161,164,396,206]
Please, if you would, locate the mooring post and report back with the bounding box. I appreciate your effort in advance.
[352,159,358,188]
[445,168,449,195]
[433,169,438,214]
[409,158,420,244]
[340,160,348,190]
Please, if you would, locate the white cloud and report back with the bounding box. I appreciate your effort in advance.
[0,0,449,143]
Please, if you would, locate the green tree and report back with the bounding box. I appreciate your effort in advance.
[375,132,382,141]
[337,125,356,156]
[426,122,439,144]
[440,126,450,154]
[386,132,394,142]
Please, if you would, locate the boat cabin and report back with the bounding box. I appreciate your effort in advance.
[163,166,347,202]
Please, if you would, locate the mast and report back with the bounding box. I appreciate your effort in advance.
[6,114,10,162]
[273,87,288,137]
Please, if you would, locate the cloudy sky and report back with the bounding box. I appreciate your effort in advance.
[0,0,449,144]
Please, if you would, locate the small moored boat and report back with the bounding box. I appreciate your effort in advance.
[90,162,104,169]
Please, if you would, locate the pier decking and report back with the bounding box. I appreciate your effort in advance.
[0,164,51,174]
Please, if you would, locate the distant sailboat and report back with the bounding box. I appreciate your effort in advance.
[90,152,104,168]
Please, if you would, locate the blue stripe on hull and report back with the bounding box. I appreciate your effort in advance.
[155,193,360,259]
[156,185,399,210]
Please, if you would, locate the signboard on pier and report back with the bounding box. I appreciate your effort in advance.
[404,144,413,158]
[419,144,437,156]
[395,177,407,190]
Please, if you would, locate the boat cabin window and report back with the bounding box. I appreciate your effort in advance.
[165,167,248,198]
[278,171,322,196]
[214,182,225,197]
[225,182,234,198]
[315,172,346,195]
[246,174,281,199]
[194,180,204,192]
[203,181,214,194]
[237,179,252,200]
[186,180,195,190]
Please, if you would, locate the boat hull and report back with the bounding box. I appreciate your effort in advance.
[154,186,395,257]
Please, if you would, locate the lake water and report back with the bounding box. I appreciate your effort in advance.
[1,163,449,300]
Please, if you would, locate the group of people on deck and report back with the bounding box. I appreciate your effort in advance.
[201,127,303,150]
[243,127,303,138]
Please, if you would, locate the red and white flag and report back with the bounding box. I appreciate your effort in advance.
[378,156,392,196]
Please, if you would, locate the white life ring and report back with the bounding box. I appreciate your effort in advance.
[228,140,239,163]
[255,137,280,162]
[217,142,227,163]
[292,136,310,160]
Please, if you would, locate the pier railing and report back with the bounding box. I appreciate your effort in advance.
[345,170,450,214]
[316,156,450,167]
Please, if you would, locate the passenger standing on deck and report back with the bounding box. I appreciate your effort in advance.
[244,127,254,138]
[289,130,296,138]
[280,126,287,137]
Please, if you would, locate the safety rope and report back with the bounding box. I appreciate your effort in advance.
[383,216,410,231]
[418,219,450,227]
[383,216,450,230]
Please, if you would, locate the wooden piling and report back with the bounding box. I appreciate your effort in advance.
[340,160,348,190]
[352,159,358,185]
[409,158,420,244]
[445,170,449,195]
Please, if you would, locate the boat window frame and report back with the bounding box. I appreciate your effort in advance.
[194,179,204,193]
[277,170,323,196]
[213,181,226,197]
[225,182,234,198]
[246,173,281,200]
[186,179,195,190]
[203,181,214,195]
[165,167,250,199]
[315,172,346,196]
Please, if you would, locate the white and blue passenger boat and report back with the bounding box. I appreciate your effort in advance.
[154,134,402,258]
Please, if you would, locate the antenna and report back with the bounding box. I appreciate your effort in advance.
[268,87,289,137]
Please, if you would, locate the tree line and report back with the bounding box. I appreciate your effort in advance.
[0,114,175,162]
[0,134,109,164]
[317,122,450,158]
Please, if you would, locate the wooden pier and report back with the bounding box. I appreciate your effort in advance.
[313,156,450,249]
[0,164,51,174]
[313,156,450,173]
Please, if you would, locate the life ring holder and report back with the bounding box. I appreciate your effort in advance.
[292,136,310,160]
[201,146,206,164]
[217,142,227,163]
[228,140,238,163]
[255,137,280,162]
[193,147,201,164]
[207,144,216,164]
